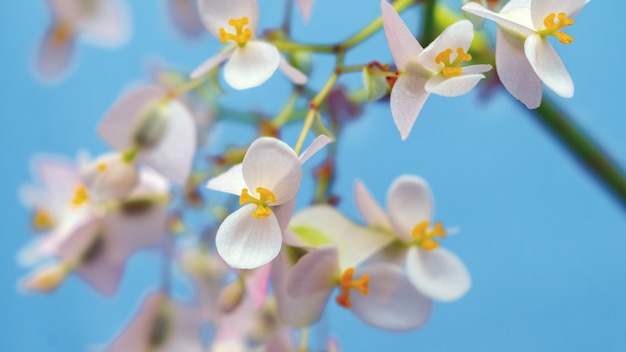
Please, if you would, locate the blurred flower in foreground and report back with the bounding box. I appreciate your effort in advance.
[462,0,588,108]
[381,1,491,140]
[36,0,130,79]
[191,0,307,89]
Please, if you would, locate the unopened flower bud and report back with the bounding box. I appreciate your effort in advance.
[362,67,388,102]
[133,102,170,149]
[82,153,139,201]
[217,279,245,314]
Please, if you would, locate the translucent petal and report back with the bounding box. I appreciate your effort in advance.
[418,20,474,73]
[354,179,390,228]
[79,0,130,48]
[462,2,534,36]
[425,73,486,97]
[244,263,271,309]
[279,56,308,85]
[198,0,259,37]
[108,293,163,351]
[35,26,74,79]
[405,247,471,301]
[224,41,280,90]
[206,164,246,196]
[286,245,339,297]
[387,175,433,243]
[33,156,81,207]
[524,34,574,98]
[389,74,429,140]
[190,47,235,79]
[298,134,332,164]
[381,0,422,69]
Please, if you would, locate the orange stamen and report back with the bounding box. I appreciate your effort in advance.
[412,221,447,251]
[239,187,277,218]
[219,17,252,45]
[540,12,575,44]
[434,48,472,77]
[335,268,369,309]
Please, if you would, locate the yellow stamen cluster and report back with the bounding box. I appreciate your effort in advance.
[435,48,472,78]
[219,17,252,45]
[32,208,54,230]
[412,221,447,251]
[335,268,369,309]
[239,187,277,218]
[71,185,89,207]
[540,12,575,44]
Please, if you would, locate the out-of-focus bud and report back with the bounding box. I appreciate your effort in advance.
[22,262,70,292]
[362,66,388,102]
[82,153,139,201]
[290,50,313,77]
[217,279,245,314]
[133,102,170,149]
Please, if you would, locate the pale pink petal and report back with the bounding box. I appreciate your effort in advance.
[389,74,429,140]
[137,99,197,185]
[296,0,314,22]
[198,0,259,37]
[108,293,163,351]
[130,167,170,197]
[98,86,166,151]
[530,0,587,29]
[216,205,282,269]
[244,263,272,309]
[224,41,280,90]
[79,0,130,48]
[418,20,474,73]
[35,26,74,79]
[425,73,486,97]
[381,0,423,69]
[463,64,494,74]
[286,245,338,297]
[169,0,205,37]
[462,2,534,36]
[273,197,297,234]
[524,34,573,98]
[496,27,542,109]
[351,263,432,331]
[263,327,294,352]
[206,164,246,196]
[242,137,301,206]
[190,47,235,79]
[298,134,332,164]
[405,247,471,301]
[387,175,433,243]
[82,153,139,201]
[279,56,308,85]
[33,155,81,206]
[354,179,390,228]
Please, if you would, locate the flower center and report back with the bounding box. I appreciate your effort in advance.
[32,208,54,230]
[539,12,574,44]
[71,185,89,207]
[412,221,447,251]
[219,17,252,46]
[434,48,472,78]
[51,21,73,46]
[335,268,369,309]
[239,187,277,218]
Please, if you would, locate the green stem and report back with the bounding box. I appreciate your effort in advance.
[533,97,626,208]
[420,0,437,44]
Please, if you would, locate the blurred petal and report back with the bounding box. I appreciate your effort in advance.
[425,73,486,97]
[419,20,474,73]
[108,293,163,351]
[224,42,280,90]
[279,56,308,85]
[244,263,272,309]
[389,74,429,140]
[35,26,74,79]
[462,2,534,36]
[82,153,139,201]
[286,245,338,297]
[296,0,314,22]
[190,47,235,79]
[207,164,246,196]
[198,0,259,37]
[33,155,81,206]
[351,263,432,331]
[169,0,205,37]
[405,247,471,301]
[216,205,282,269]
[387,175,433,243]
[381,0,422,69]
[79,0,130,48]
[524,34,573,98]
[354,179,390,229]
[298,134,332,164]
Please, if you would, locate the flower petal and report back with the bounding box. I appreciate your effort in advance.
[242,137,301,206]
[244,263,272,309]
[216,205,282,269]
[405,247,471,301]
[462,2,534,36]
[531,0,587,29]
[279,56,308,85]
[273,197,297,234]
[206,163,246,196]
[389,74,429,140]
[425,73,486,97]
[169,0,205,37]
[354,179,390,229]
[108,293,163,351]
[35,27,74,79]
[224,41,280,90]
[190,47,235,79]
[298,134,332,164]
[79,0,130,48]
[198,0,259,37]
[418,20,474,73]
[381,0,423,69]
[524,34,573,98]
[286,245,338,297]
[296,0,315,22]
[387,175,433,243]
[33,155,81,206]
[496,27,542,109]
[351,263,432,331]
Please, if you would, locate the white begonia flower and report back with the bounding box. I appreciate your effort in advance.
[98,85,197,185]
[285,245,432,331]
[355,175,471,302]
[462,0,588,109]
[381,1,492,140]
[81,152,139,201]
[191,0,307,90]
[206,135,331,269]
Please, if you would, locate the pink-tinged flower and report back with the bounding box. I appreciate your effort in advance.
[36,0,130,78]
[107,292,203,352]
[191,0,307,89]
[381,1,492,140]
[80,152,139,201]
[295,0,314,22]
[206,135,331,269]
[355,175,470,302]
[98,85,197,185]
[462,0,588,108]
[285,245,432,331]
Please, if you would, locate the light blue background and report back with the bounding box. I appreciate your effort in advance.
[1,0,625,351]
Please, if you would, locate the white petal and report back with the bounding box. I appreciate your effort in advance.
[198,0,259,37]
[224,41,280,90]
[242,137,301,206]
[190,47,235,79]
[501,0,531,13]
[137,98,197,185]
[35,27,74,79]
[298,134,332,164]
[389,74,429,140]
[82,153,139,201]
[351,263,432,331]
[131,168,170,197]
[405,247,471,301]
[524,34,574,98]
[354,179,390,228]
[279,56,308,85]
[286,245,339,297]
[216,205,282,269]
[98,86,166,151]
[79,0,130,48]
[381,0,422,69]
[273,197,297,234]
[462,64,493,74]
[387,175,433,243]
[33,156,81,206]
[531,0,587,29]
[462,2,534,36]
[496,27,542,109]
[418,20,474,73]
[207,163,246,196]
[425,73,486,97]
[296,0,315,22]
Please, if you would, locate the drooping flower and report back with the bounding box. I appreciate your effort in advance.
[206,135,331,269]
[355,175,471,302]
[462,0,588,108]
[191,0,307,90]
[381,1,492,140]
[98,85,197,185]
